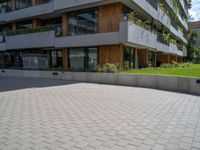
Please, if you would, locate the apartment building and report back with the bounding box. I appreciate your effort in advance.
[0,0,189,70]
[190,21,200,47]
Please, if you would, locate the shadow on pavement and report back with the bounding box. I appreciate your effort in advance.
[0,76,77,92]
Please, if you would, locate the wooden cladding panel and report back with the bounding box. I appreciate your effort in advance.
[62,14,68,36]
[99,3,123,33]
[138,49,148,65]
[177,57,183,63]
[63,48,68,69]
[99,45,123,67]
[156,54,163,63]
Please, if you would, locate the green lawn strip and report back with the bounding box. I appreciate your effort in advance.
[121,64,200,78]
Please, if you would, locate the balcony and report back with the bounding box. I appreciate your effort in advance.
[4,1,54,22]
[169,43,178,54]
[165,0,173,9]
[54,0,104,11]
[177,29,187,44]
[120,21,157,49]
[178,15,188,30]
[157,32,170,53]
[179,0,189,16]
[6,26,55,50]
[170,25,178,37]
[55,32,120,48]
[157,7,170,29]
[133,0,158,20]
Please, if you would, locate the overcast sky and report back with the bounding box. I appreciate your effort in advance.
[189,0,200,21]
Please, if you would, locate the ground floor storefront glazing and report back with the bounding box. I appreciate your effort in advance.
[0,44,183,70]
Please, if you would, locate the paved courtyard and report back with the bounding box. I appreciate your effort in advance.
[0,77,200,150]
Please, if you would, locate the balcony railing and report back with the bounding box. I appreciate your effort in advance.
[157,32,169,46]
[6,25,56,36]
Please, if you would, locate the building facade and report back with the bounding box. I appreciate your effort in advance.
[0,0,189,70]
[190,21,200,47]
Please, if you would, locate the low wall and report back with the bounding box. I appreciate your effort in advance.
[0,69,200,95]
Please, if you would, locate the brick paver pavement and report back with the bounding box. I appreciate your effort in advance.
[0,77,200,150]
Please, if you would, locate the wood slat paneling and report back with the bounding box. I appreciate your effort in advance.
[99,44,123,67]
[99,3,123,33]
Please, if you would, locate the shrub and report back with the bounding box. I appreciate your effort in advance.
[172,61,180,67]
[87,63,97,72]
[161,62,192,68]
[6,25,54,36]
[96,63,118,73]
[160,63,175,68]
[123,61,130,71]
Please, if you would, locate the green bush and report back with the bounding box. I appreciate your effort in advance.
[161,62,192,68]
[6,25,55,36]
[160,63,175,68]
[123,61,130,71]
[96,63,118,73]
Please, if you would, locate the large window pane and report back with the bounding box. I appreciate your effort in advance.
[69,48,85,70]
[50,50,63,68]
[16,20,32,30]
[123,47,135,68]
[77,9,98,35]
[16,0,32,10]
[148,51,155,67]
[88,48,97,67]
[0,53,5,68]
[69,12,78,36]
[69,47,98,70]
[68,8,98,36]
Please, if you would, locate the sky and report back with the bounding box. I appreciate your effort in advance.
[189,0,200,21]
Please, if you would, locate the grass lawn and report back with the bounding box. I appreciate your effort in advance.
[122,64,200,78]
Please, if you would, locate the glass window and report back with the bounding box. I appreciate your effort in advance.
[50,50,63,68]
[88,48,98,67]
[68,8,98,36]
[4,51,23,68]
[69,48,85,70]
[148,51,155,67]
[69,47,98,70]
[16,20,32,30]
[16,0,32,10]
[69,12,78,36]
[0,53,5,68]
[123,47,135,68]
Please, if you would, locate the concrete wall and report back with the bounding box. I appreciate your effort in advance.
[157,7,170,29]
[0,43,6,51]
[6,31,55,50]
[55,32,120,48]
[5,2,54,22]
[0,69,199,96]
[120,22,157,49]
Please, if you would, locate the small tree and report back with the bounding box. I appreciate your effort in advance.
[186,30,200,63]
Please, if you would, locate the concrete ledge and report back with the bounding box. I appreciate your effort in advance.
[0,69,200,96]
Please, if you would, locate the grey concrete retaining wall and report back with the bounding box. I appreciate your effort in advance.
[0,69,200,96]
